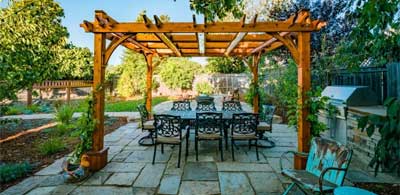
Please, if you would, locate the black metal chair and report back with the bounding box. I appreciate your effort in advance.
[256,105,276,148]
[230,113,259,161]
[152,114,189,168]
[196,101,217,111]
[221,100,243,149]
[171,100,192,111]
[222,100,243,111]
[137,104,155,146]
[195,112,224,161]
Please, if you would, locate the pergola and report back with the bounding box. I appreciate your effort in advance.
[80,9,325,171]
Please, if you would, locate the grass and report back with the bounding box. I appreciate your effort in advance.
[37,137,66,155]
[75,96,169,112]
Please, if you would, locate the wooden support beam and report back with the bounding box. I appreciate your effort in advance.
[251,52,261,113]
[225,32,247,56]
[105,34,135,64]
[27,89,32,106]
[295,32,311,170]
[250,14,258,27]
[240,14,246,27]
[251,32,289,54]
[80,20,94,32]
[142,15,152,27]
[154,15,163,28]
[91,32,108,171]
[192,14,197,27]
[111,33,154,54]
[271,32,299,64]
[144,54,154,112]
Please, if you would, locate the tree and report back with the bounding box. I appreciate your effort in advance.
[190,0,244,20]
[205,57,246,73]
[0,0,68,101]
[56,44,93,80]
[159,58,202,90]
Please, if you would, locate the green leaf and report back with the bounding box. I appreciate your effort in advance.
[366,125,375,137]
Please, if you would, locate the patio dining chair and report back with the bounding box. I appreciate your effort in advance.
[279,137,353,195]
[195,112,224,161]
[152,114,190,168]
[230,113,259,161]
[137,104,155,146]
[196,101,217,111]
[222,100,243,111]
[171,100,192,111]
[256,105,276,148]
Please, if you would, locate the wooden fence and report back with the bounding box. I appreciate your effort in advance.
[27,80,93,105]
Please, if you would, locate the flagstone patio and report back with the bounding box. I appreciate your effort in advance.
[2,121,301,195]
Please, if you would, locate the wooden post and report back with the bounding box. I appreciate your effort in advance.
[144,53,154,112]
[251,53,261,113]
[88,31,108,171]
[27,89,32,106]
[66,84,71,103]
[295,32,311,170]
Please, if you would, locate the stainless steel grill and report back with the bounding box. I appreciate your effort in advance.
[319,86,379,144]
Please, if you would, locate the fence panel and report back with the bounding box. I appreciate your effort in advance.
[387,63,400,98]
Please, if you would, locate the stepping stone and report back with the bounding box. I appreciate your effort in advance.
[104,172,139,186]
[216,162,272,172]
[133,163,166,188]
[83,172,112,185]
[132,187,157,194]
[247,172,283,193]
[179,181,220,195]
[219,172,254,195]
[158,175,181,194]
[70,186,132,195]
[183,162,218,181]
[101,162,146,173]
[25,186,56,195]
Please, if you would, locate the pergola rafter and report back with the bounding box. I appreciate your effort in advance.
[81,9,325,172]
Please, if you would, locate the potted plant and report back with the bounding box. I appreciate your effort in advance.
[62,96,95,183]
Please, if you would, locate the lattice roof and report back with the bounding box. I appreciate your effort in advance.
[81,9,325,57]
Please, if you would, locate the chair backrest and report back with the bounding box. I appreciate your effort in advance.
[196,112,223,135]
[171,101,191,111]
[137,104,149,127]
[154,114,183,138]
[196,101,217,111]
[306,137,353,186]
[222,101,242,111]
[261,105,276,126]
[231,113,258,135]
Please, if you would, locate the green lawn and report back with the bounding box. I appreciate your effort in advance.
[75,96,169,112]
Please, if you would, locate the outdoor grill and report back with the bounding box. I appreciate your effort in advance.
[318,86,379,144]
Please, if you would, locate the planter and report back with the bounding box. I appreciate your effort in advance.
[61,155,90,183]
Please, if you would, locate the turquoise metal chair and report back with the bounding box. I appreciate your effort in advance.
[280,137,353,195]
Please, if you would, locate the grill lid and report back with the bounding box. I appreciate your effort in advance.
[321,86,379,106]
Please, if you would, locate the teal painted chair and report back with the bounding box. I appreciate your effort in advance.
[280,137,353,195]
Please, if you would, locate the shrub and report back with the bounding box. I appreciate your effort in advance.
[195,82,213,95]
[37,137,66,155]
[0,162,32,183]
[5,107,22,115]
[55,104,75,125]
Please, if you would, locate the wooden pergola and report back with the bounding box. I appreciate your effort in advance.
[80,9,325,171]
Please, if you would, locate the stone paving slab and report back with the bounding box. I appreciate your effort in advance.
[25,186,56,195]
[125,150,171,163]
[35,158,64,176]
[216,162,273,172]
[247,172,284,193]
[83,172,112,185]
[101,162,146,173]
[133,163,166,188]
[179,181,220,195]
[218,172,254,195]
[104,172,139,186]
[182,162,218,181]
[132,187,157,195]
[158,174,181,195]
[1,176,47,195]
[70,186,133,195]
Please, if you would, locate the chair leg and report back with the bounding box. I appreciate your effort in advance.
[248,140,251,149]
[152,143,157,164]
[219,139,224,161]
[185,131,189,158]
[161,144,164,154]
[224,128,228,150]
[255,139,259,161]
[282,183,296,195]
[178,143,182,168]
[195,137,199,161]
[231,139,235,161]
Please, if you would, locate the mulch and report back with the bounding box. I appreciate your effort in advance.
[0,117,127,191]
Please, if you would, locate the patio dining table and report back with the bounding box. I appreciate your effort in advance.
[163,110,250,121]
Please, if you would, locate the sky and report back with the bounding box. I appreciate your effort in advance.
[2,0,208,66]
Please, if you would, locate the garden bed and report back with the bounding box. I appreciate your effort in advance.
[0,116,127,191]
[0,119,53,140]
